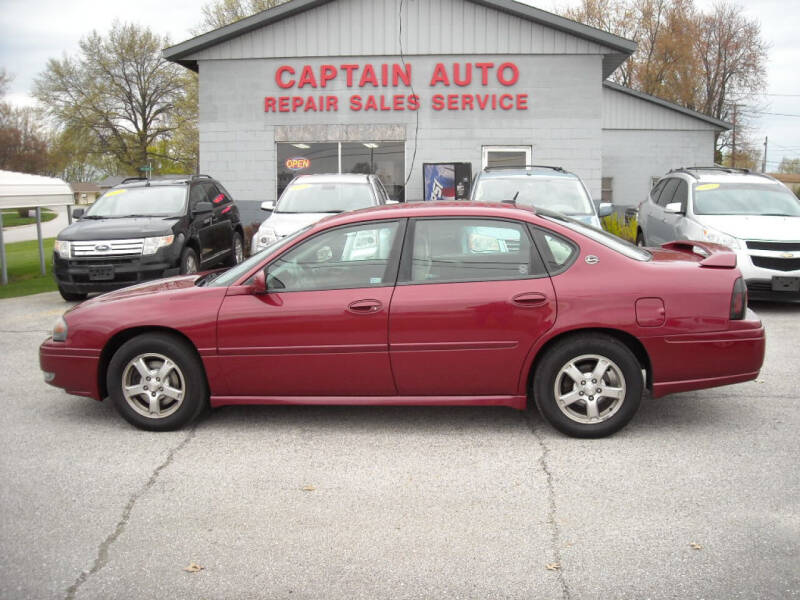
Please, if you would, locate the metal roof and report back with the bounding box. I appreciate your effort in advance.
[164,0,636,77]
[603,81,732,130]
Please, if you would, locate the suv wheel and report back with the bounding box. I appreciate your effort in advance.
[180,247,199,274]
[226,232,244,266]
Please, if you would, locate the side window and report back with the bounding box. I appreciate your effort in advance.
[189,183,206,210]
[266,221,401,292]
[657,178,680,207]
[530,226,578,276]
[205,182,228,206]
[650,179,667,204]
[672,180,688,212]
[407,218,543,284]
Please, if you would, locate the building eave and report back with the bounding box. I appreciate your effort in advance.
[164,0,636,77]
[603,81,732,130]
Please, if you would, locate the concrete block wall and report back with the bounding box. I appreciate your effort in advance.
[601,129,716,208]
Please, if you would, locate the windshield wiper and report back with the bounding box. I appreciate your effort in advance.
[80,215,105,219]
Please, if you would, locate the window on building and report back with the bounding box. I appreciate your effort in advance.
[481,146,532,169]
[601,177,613,204]
[276,142,405,201]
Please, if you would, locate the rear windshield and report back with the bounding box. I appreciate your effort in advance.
[276,183,376,214]
[85,186,186,217]
[693,182,800,216]
[474,177,595,216]
[541,212,651,261]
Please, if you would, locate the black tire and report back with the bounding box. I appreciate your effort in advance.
[226,232,244,267]
[532,334,643,438]
[636,230,646,247]
[58,285,87,302]
[180,247,199,274]
[107,333,208,431]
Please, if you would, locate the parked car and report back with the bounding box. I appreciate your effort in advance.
[251,173,392,254]
[470,165,613,228]
[41,202,765,437]
[53,175,244,301]
[637,167,800,302]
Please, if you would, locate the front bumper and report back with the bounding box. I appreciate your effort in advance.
[54,252,180,294]
[735,247,800,302]
[40,339,102,400]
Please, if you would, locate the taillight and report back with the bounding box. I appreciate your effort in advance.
[730,277,747,320]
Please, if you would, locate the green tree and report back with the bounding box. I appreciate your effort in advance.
[0,69,51,175]
[33,22,195,176]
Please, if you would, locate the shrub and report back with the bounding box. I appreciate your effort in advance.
[602,212,638,243]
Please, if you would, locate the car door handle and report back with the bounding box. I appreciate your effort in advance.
[347,299,383,314]
[512,292,548,307]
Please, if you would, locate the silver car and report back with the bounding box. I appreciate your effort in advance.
[637,167,800,301]
[251,173,392,254]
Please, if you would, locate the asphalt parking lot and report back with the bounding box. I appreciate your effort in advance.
[0,292,798,600]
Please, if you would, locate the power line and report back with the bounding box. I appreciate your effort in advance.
[742,110,800,118]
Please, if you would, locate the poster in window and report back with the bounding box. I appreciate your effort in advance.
[423,163,472,201]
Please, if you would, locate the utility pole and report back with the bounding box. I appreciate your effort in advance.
[731,104,738,168]
[762,136,768,172]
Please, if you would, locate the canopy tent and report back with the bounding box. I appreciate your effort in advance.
[0,170,74,285]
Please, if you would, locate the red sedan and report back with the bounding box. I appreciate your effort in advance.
[40,202,765,437]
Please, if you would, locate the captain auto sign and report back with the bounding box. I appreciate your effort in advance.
[264,61,529,113]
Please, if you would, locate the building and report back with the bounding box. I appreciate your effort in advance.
[69,182,101,205]
[164,0,729,217]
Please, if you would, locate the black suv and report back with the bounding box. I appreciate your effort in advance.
[53,175,244,301]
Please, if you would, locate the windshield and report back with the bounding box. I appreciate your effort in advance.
[276,182,376,214]
[692,182,800,216]
[85,186,186,217]
[474,177,595,216]
[541,211,651,261]
[205,225,312,287]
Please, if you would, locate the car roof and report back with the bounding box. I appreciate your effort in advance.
[666,168,780,185]
[477,166,578,180]
[291,173,372,185]
[310,201,538,229]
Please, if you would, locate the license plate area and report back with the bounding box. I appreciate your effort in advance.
[88,265,115,281]
[772,276,800,292]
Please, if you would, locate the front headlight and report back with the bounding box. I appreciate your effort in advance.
[52,316,68,342]
[254,227,279,252]
[700,227,741,250]
[142,235,175,255]
[54,240,71,259]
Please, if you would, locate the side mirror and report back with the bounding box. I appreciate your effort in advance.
[261,201,276,212]
[598,203,613,218]
[665,202,684,215]
[194,201,213,214]
[72,208,85,219]
[251,269,267,294]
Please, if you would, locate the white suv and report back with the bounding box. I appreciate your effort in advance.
[637,167,800,301]
[251,173,392,254]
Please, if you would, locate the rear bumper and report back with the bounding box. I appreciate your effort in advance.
[647,314,766,398]
[39,339,102,400]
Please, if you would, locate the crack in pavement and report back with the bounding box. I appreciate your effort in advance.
[64,427,197,600]
[526,414,572,600]
[0,329,50,334]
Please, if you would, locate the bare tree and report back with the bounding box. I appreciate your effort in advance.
[33,22,193,175]
[194,0,288,33]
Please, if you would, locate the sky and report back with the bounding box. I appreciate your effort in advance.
[1,0,798,170]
